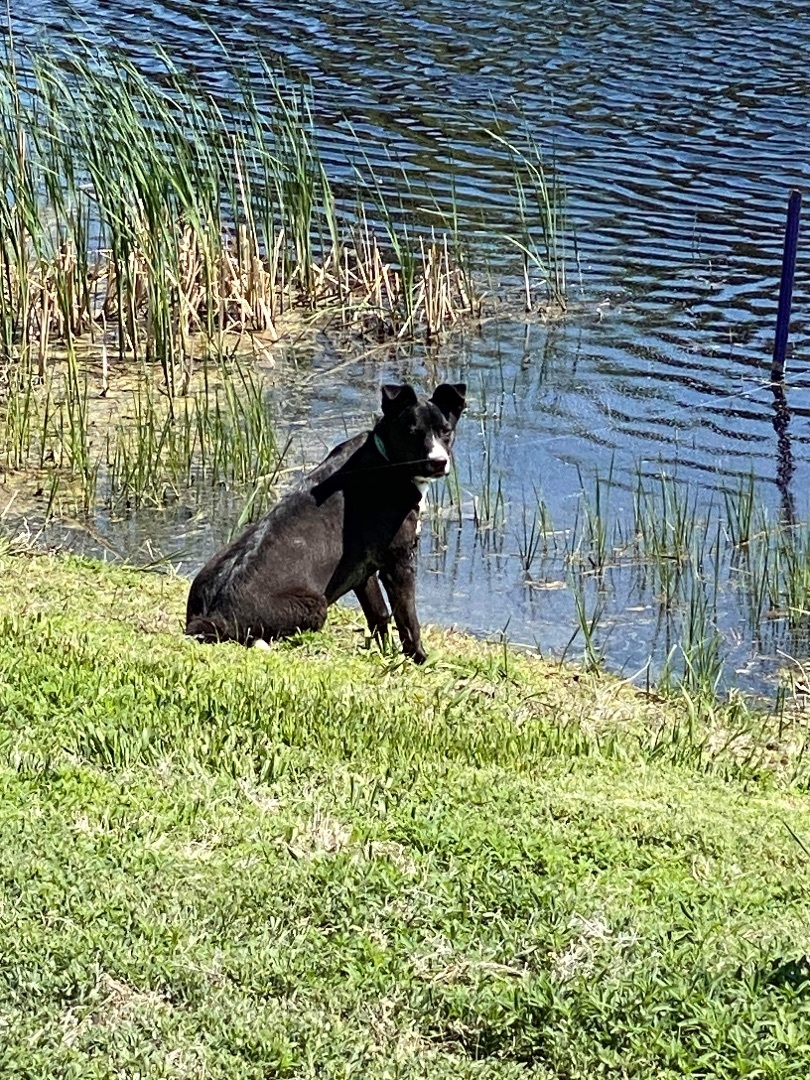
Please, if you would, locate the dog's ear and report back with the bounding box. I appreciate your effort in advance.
[381,384,418,416]
[431,383,467,420]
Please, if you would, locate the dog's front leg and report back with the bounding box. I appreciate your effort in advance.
[354,575,391,643]
[380,556,426,664]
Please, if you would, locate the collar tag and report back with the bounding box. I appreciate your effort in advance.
[373,433,389,461]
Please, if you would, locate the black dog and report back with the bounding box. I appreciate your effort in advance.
[186,382,466,663]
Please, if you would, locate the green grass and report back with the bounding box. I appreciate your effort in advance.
[0,547,810,1076]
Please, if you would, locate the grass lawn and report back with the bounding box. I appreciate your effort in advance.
[0,544,809,1078]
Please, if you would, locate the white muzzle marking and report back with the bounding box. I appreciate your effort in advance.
[427,437,450,475]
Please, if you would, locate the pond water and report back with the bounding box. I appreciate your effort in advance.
[10,0,810,694]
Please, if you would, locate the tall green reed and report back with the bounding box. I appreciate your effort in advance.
[488,127,568,311]
[0,39,500,400]
[512,465,810,695]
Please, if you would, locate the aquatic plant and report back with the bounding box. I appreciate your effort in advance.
[0,349,285,516]
[489,463,810,698]
[0,40,519,395]
[488,126,568,311]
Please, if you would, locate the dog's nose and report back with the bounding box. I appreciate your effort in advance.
[426,442,449,474]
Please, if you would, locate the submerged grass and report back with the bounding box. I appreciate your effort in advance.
[436,455,810,697]
[0,348,285,517]
[1,547,810,1076]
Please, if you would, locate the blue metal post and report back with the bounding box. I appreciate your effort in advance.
[771,188,802,382]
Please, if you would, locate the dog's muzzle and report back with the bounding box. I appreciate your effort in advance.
[420,457,449,478]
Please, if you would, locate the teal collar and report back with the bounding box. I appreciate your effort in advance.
[373,432,389,462]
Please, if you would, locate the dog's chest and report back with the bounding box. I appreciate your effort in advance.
[337,486,424,567]
[414,481,428,537]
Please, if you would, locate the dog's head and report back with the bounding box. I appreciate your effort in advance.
[376,382,467,480]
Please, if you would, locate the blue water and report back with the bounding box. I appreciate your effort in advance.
[9,0,810,692]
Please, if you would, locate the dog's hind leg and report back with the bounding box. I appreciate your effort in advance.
[187,593,328,646]
[245,592,329,645]
[354,575,391,642]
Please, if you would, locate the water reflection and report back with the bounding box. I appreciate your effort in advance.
[771,382,796,525]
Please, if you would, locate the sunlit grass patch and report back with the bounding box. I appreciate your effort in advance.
[1,549,810,1076]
